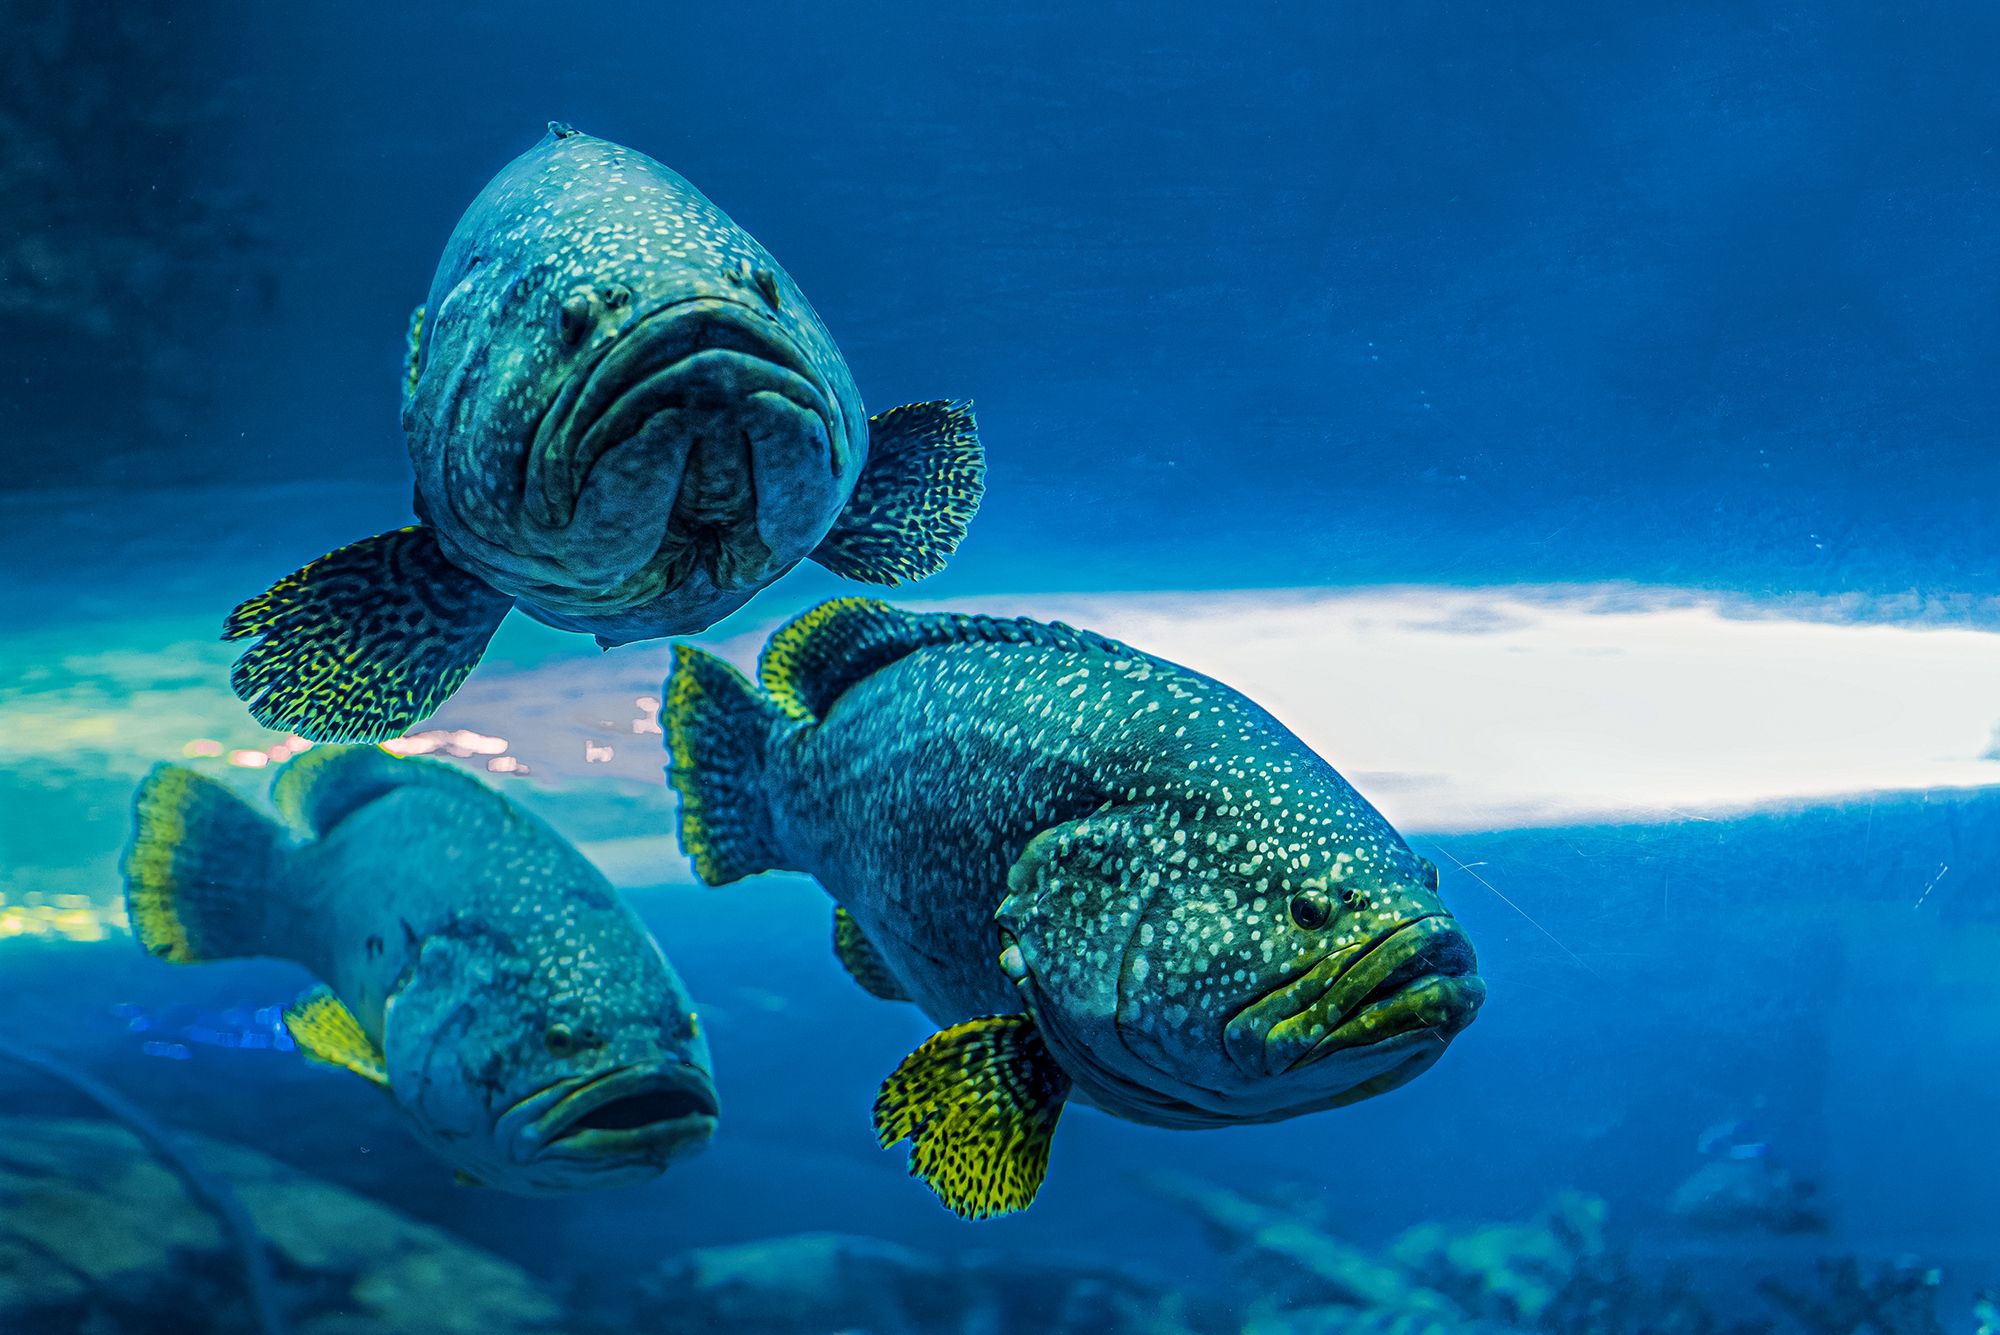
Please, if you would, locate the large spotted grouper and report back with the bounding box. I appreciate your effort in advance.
[225,122,984,743]
[664,598,1486,1218]
[121,745,718,1194]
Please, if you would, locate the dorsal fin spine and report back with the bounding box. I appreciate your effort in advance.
[272,745,495,839]
[757,599,1131,723]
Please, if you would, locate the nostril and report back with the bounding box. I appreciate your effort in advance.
[1340,887,1369,910]
[751,267,782,312]
[599,282,631,310]
[559,292,596,346]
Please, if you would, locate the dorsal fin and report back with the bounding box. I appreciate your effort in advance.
[271,745,497,839]
[757,598,1131,722]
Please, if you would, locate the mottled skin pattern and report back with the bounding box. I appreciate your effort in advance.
[762,620,1483,1129]
[407,124,867,644]
[276,755,715,1191]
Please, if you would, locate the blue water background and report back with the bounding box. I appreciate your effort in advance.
[19,1,2000,600]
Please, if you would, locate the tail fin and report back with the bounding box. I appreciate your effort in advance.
[663,645,787,884]
[223,526,514,744]
[122,765,288,963]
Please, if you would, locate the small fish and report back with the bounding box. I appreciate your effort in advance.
[226,122,984,743]
[110,1001,297,1058]
[664,598,1484,1218]
[1697,1118,1770,1160]
[120,746,716,1193]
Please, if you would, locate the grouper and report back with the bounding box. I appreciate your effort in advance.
[225,122,984,743]
[664,598,1485,1218]
[122,745,717,1193]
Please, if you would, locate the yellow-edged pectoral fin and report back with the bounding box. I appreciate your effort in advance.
[283,986,388,1088]
[872,1012,1069,1220]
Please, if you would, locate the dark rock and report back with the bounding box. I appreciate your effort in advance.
[1668,1159,1830,1236]
[1757,1256,1943,1335]
[619,1229,1217,1335]
[0,0,270,478]
[0,1116,570,1335]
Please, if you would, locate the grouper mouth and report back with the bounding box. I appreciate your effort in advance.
[520,295,841,595]
[516,1062,719,1166]
[1275,916,1485,1073]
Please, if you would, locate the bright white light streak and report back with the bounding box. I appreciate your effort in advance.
[946,588,2000,831]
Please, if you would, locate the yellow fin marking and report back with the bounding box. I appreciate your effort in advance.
[757,597,889,721]
[122,768,199,962]
[405,305,426,396]
[833,907,911,1002]
[283,986,388,1088]
[665,645,724,882]
[873,1013,1069,1220]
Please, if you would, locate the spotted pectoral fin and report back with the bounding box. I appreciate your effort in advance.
[282,986,389,1089]
[873,1012,1069,1219]
[810,400,984,585]
[223,526,514,743]
[833,907,910,1002]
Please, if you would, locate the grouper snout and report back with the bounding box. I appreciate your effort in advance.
[501,1058,720,1190]
[520,294,846,598]
[1223,912,1485,1098]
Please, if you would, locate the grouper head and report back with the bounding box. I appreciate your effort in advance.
[996,798,1484,1130]
[381,921,718,1194]
[404,123,866,642]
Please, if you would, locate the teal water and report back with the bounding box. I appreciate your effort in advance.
[4,3,1999,1333]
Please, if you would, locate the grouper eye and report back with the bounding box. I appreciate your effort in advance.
[557,291,596,346]
[1288,889,1333,931]
[544,1022,602,1056]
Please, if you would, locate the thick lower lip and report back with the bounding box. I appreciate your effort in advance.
[526,296,836,531]
[527,1064,719,1162]
[1288,917,1484,1070]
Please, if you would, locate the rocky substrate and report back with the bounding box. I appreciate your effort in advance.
[0,1117,568,1335]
